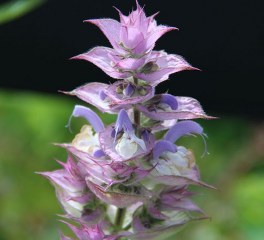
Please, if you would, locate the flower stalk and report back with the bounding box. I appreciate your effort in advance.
[41,1,215,239]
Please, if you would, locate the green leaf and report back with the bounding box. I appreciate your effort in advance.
[0,0,45,25]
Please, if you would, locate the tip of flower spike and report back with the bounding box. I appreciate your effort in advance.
[58,90,75,96]
[69,55,83,61]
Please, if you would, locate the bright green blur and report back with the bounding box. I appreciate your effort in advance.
[0,90,263,240]
[0,0,45,25]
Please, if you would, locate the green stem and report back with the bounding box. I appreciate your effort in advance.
[115,208,126,230]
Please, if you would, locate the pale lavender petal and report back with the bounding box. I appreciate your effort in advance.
[137,55,197,84]
[154,175,216,189]
[131,212,190,240]
[137,96,215,121]
[115,57,146,70]
[164,120,203,143]
[120,25,145,49]
[163,198,203,213]
[85,19,121,50]
[86,179,151,208]
[153,140,177,159]
[61,221,105,240]
[57,143,102,164]
[68,105,104,133]
[133,26,177,54]
[71,47,129,79]
[64,82,121,113]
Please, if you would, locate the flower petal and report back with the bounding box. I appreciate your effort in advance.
[137,96,215,121]
[153,140,177,159]
[154,175,216,189]
[68,105,104,133]
[86,179,151,208]
[133,25,177,54]
[72,47,129,79]
[137,53,197,84]
[65,82,118,113]
[85,19,121,50]
[99,124,154,162]
[164,120,203,143]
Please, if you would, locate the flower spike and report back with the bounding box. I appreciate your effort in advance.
[43,1,215,239]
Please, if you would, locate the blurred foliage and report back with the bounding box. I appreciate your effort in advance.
[0,0,45,25]
[0,90,264,240]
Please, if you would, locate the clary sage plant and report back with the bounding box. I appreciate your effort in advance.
[41,1,215,239]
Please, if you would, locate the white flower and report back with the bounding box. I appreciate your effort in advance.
[72,125,100,154]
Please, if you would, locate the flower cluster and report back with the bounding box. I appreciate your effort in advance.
[41,1,214,239]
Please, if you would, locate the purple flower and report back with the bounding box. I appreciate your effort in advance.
[85,1,176,56]
[42,1,215,239]
[99,110,154,162]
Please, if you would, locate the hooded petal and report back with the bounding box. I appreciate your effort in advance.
[68,105,104,133]
[164,120,204,143]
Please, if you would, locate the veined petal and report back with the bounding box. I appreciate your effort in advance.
[86,179,151,208]
[164,120,203,143]
[137,96,215,121]
[61,221,105,240]
[153,175,216,189]
[133,25,177,54]
[68,105,104,133]
[137,53,197,84]
[85,18,121,50]
[120,25,145,49]
[65,82,132,113]
[71,47,129,79]
[131,209,190,240]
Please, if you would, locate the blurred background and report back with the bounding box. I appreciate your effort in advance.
[0,0,263,239]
